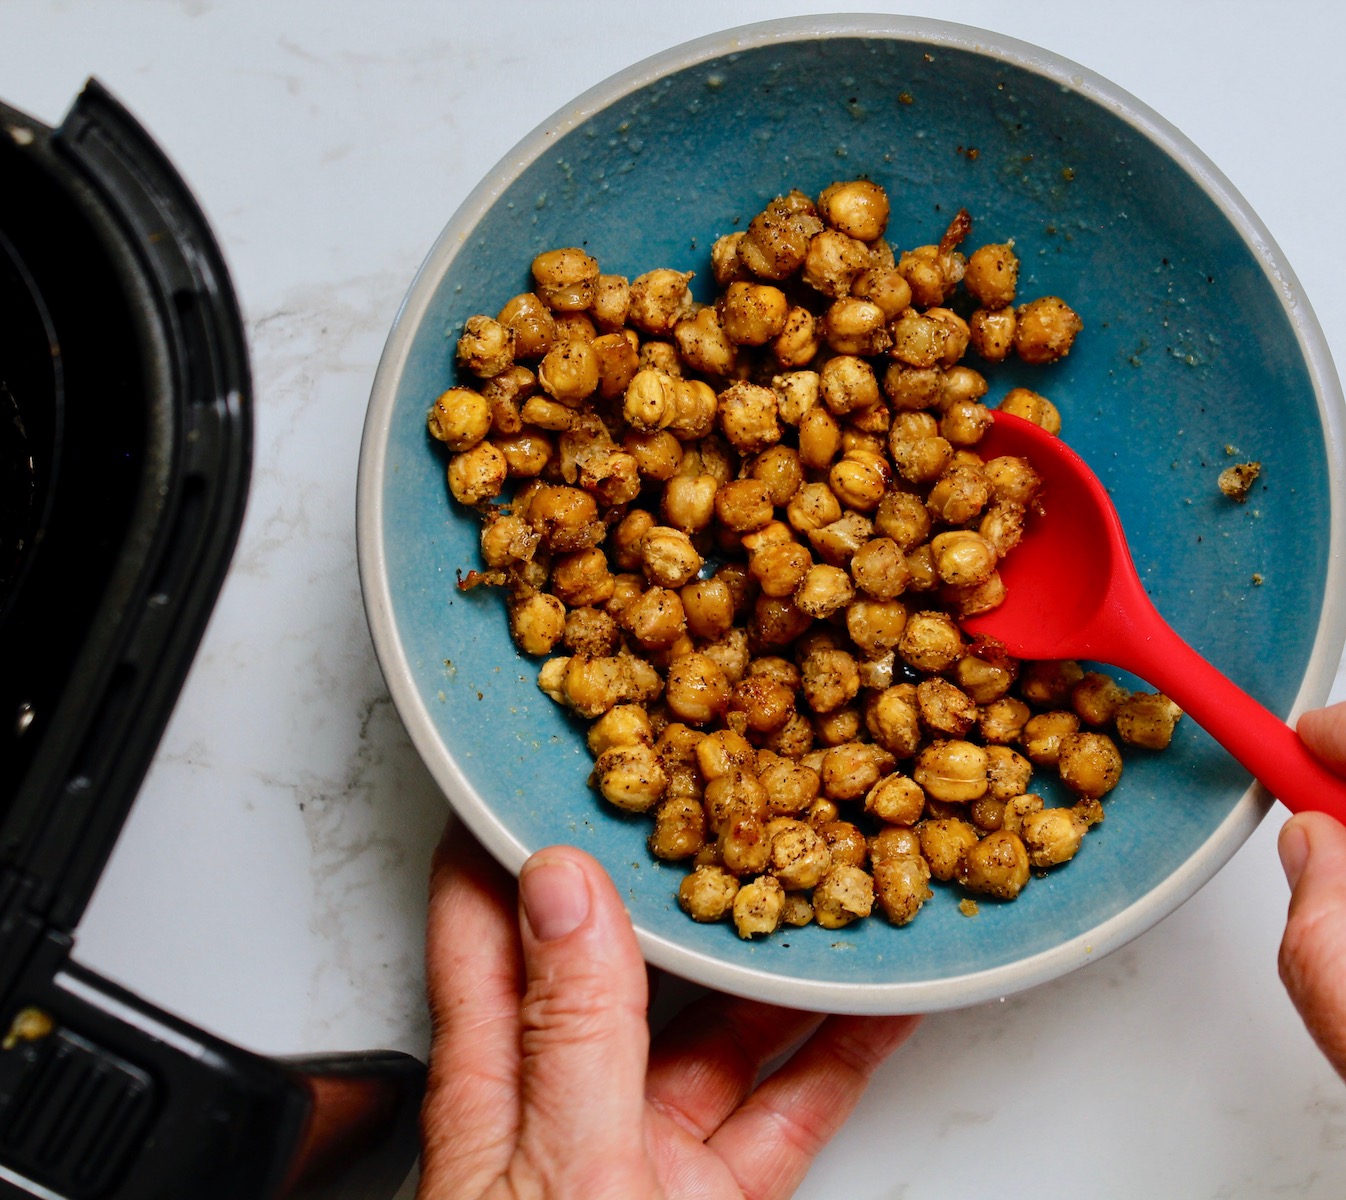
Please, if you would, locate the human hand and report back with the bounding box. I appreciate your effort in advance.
[417,823,919,1199]
[1279,701,1346,1079]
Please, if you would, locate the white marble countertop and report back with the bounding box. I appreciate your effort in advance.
[6,2,1346,1196]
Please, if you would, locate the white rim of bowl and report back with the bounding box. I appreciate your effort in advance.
[357,14,1346,1014]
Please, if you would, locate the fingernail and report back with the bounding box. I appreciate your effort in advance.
[520,855,590,941]
[1279,820,1310,889]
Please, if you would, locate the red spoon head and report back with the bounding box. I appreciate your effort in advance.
[962,411,1141,662]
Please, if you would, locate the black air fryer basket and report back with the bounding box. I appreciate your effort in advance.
[0,82,424,1199]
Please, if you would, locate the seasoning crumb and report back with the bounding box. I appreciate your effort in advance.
[1252,573,1264,586]
[959,898,980,918]
[1218,461,1261,502]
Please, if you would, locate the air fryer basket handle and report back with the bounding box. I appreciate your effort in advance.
[0,945,423,1199]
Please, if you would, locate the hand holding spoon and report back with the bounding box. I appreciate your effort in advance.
[961,410,1346,821]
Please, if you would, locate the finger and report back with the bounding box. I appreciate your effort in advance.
[418,820,525,1196]
[707,1013,920,1200]
[1279,811,1346,1080]
[511,846,660,1195]
[1298,702,1346,777]
[645,993,825,1140]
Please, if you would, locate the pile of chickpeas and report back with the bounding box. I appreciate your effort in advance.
[429,180,1183,940]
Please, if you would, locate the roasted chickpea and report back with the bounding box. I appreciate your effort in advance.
[661,473,719,534]
[919,817,980,882]
[640,525,703,588]
[768,820,833,890]
[873,854,933,925]
[822,297,891,356]
[829,451,889,512]
[714,479,774,533]
[627,268,695,335]
[963,242,1019,309]
[738,194,820,280]
[527,483,603,552]
[850,266,912,320]
[718,381,782,453]
[673,306,737,376]
[710,231,750,286]
[807,512,874,567]
[679,864,739,922]
[664,651,731,725]
[819,355,881,415]
[985,745,1033,803]
[772,369,820,426]
[820,741,894,802]
[497,291,557,359]
[794,563,856,619]
[587,703,654,756]
[984,455,1042,508]
[1014,296,1082,364]
[1072,671,1132,727]
[550,546,615,608]
[760,759,821,815]
[748,445,805,508]
[479,511,540,569]
[772,306,821,368]
[1019,660,1085,707]
[457,314,514,378]
[969,307,1016,361]
[1020,806,1089,869]
[1020,710,1082,767]
[897,610,963,673]
[957,829,1030,900]
[428,386,492,450]
[678,576,734,641]
[812,863,875,929]
[531,247,599,312]
[848,537,910,601]
[812,706,864,749]
[926,462,990,524]
[818,179,890,242]
[732,875,786,938]
[914,740,989,804]
[447,441,508,505]
[980,696,1032,744]
[717,281,789,346]
[999,386,1062,435]
[668,379,720,441]
[939,400,993,447]
[1115,692,1184,750]
[916,678,978,737]
[873,490,932,550]
[931,530,998,588]
[1057,732,1124,799]
[592,742,667,813]
[719,809,771,876]
[800,647,861,715]
[507,592,566,656]
[591,330,641,399]
[793,403,840,471]
[865,772,926,826]
[620,586,686,650]
[648,795,707,861]
[802,228,873,296]
[623,367,678,431]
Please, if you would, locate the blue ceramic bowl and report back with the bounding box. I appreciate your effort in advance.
[357,15,1346,1012]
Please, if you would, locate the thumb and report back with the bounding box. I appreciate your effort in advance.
[1298,701,1346,777]
[1278,811,1346,1079]
[512,846,657,1194]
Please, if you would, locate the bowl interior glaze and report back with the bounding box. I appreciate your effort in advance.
[360,17,1345,1012]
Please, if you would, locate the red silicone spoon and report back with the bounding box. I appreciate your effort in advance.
[962,409,1345,820]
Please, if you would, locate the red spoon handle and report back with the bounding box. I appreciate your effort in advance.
[1116,618,1346,821]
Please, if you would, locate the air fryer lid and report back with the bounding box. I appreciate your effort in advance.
[0,79,251,939]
